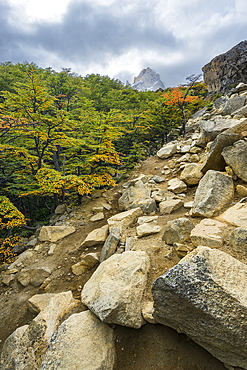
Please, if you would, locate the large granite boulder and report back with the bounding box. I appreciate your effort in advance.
[81,251,150,329]
[202,40,247,93]
[192,170,234,217]
[0,292,76,369]
[218,203,247,228]
[107,208,143,234]
[197,118,241,146]
[190,218,227,248]
[152,246,247,369]
[222,139,247,182]
[41,311,115,370]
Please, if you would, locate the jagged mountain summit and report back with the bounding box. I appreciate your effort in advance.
[131,67,165,92]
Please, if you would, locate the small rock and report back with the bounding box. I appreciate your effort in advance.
[142,302,157,324]
[90,212,104,222]
[100,227,120,262]
[157,143,177,159]
[137,215,158,225]
[150,175,165,183]
[81,224,109,248]
[236,185,247,197]
[2,274,15,286]
[217,203,247,228]
[159,199,183,214]
[72,253,100,275]
[167,178,187,194]
[137,222,161,238]
[162,218,194,245]
[17,268,51,287]
[92,206,104,213]
[55,204,67,215]
[39,226,76,243]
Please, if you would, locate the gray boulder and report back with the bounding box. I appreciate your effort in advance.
[221,95,246,116]
[81,251,150,329]
[118,186,156,214]
[192,170,234,217]
[152,246,247,369]
[41,311,115,370]
[162,218,194,245]
[222,139,247,182]
[201,132,242,173]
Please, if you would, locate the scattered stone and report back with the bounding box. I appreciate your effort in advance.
[81,224,109,248]
[47,244,56,256]
[17,268,51,287]
[92,206,104,213]
[189,146,202,154]
[90,212,104,222]
[55,204,66,215]
[236,184,247,197]
[176,153,190,163]
[142,302,157,324]
[151,189,166,202]
[190,154,200,162]
[167,178,187,194]
[137,215,159,225]
[180,145,191,153]
[184,201,194,209]
[217,203,247,227]
[107,208,143,234]
[162,218,194,245]
[137,222,161,238]
[190,218,227,248]
[180,163,203,185]
[192,170,234,217]
[222,139,247,182]
[232,104,247,118]
[40,310,115,370]
[159,199,183,215]
[122,174,151,189]
[102,203,112,211]
[152,246,247,369]
[100,227,120,262]
[81,251,150,329]
[91,192,101,199]
[151,175,165,183]
[72,253,100,275]
[157,143,177,159]
[230,227,247,254]
[39,226,76,243]
[173,243,195,258]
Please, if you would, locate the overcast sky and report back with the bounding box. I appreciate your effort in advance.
[1,0,247,87]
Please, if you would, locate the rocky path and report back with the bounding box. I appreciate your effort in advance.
[1,90,247,369]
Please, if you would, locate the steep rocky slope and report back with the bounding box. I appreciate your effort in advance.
[1,88,247,369]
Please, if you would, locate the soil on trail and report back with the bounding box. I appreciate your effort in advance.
[0,154,246,370]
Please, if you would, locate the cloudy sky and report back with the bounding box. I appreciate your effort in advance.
[1,0,247,87]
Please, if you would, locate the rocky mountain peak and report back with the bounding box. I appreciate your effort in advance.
[131,67,165,92]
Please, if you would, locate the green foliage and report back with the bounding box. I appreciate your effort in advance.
[0,62,207,263]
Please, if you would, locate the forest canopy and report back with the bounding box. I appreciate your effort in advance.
[0,61,208,264]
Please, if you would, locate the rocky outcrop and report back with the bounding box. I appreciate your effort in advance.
[152,246,247,369]
[132,67,165,92]
[202,40,247,93]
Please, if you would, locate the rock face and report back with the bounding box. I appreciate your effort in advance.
[202,40,247,93]
[41,310,115,370]
[152,246,247,369]
[81,251,150,329]
[132,67,165,92]
[192,170,234,217]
